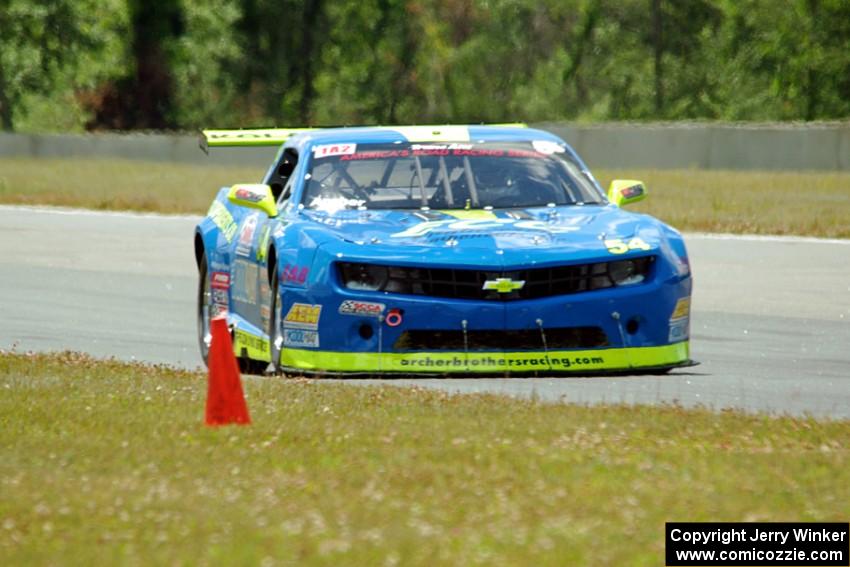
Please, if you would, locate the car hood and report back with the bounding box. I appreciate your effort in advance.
[302,206,656,252]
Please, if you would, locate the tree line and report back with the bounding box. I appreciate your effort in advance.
[1,0,848,132]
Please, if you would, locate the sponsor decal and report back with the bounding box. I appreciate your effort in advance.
[309,196,365,213]
[279,343,691,373]
[210,300,229,316]
[234,187,265,203]
[236,213,260,257]
[313,143,356,158]
[206,129,306,142]
[620,184,644,199]
[209,131,274,141]
[604,237,652,254]
[391,218,580,238]
[414,147,504,157]
[339,300,386,317]
[284,328,319,348]
[284,303,322,330]
[398,354,604,369]
[210,271,230,315]
[337,146,551,161]
[506,148,546,158]
[208,201,238,242]
[234,328,269,354]
[482,278,525,293]
[341,149,411,161]
[282,264,309,285]
[532,140,566,155]
[231,259,258,304]
[210,271,230,289]
[410,143,473,151]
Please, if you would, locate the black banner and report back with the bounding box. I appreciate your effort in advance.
[666,522,849,566]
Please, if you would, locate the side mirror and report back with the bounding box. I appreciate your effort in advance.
[227,184,278,217]
[607,179,647,207]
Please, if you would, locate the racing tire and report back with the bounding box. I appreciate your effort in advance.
[267,263,284,375]
[197,254,212,368]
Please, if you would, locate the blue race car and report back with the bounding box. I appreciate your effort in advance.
[195,125,694,376]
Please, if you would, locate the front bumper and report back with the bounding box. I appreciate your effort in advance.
[280,342,693,376]
[274,261,693,376]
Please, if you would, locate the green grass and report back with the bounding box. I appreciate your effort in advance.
[596,169,850,239]
[0,158,258,214]
[1,352,848,565]
[1,157,849,237]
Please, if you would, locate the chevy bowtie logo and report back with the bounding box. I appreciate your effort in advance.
[482,278,525,293]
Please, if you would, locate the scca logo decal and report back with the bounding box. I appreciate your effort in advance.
[339,300,385,317]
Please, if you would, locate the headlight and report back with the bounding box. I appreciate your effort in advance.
[608,257,651,286]
[339,263,388,291]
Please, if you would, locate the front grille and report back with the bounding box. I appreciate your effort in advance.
[393,327,608,351]
[338,257,654,301]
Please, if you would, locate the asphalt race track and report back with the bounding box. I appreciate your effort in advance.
[2,205,848,418]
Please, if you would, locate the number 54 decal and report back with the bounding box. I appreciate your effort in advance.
[604,237,651,254]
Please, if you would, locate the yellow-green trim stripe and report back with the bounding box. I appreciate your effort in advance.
[201,124,528,149]
[202,128,316,148]
[280,342,689,373]
[440,209,498,220]
[233,328,271,363]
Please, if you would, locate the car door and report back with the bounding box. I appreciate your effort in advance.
[230,147,301,334]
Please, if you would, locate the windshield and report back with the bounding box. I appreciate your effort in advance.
[303,141,605,212]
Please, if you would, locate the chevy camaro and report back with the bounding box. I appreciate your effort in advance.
[194,125,694,375]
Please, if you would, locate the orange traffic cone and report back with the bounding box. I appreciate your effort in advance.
[205,316,251,426]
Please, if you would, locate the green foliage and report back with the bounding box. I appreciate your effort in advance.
[314,0,423,125]
[171,0,243,127]
[0,0,115,131]
[2,0,849,131]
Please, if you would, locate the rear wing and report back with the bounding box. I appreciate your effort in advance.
[199,124,529,153]
[199,128,315,153]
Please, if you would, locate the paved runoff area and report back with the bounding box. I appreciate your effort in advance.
[1,205,848,418]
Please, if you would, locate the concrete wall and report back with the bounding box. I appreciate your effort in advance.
[0,131,277,167]
[2,123,849,170]
[539,122,850,171]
